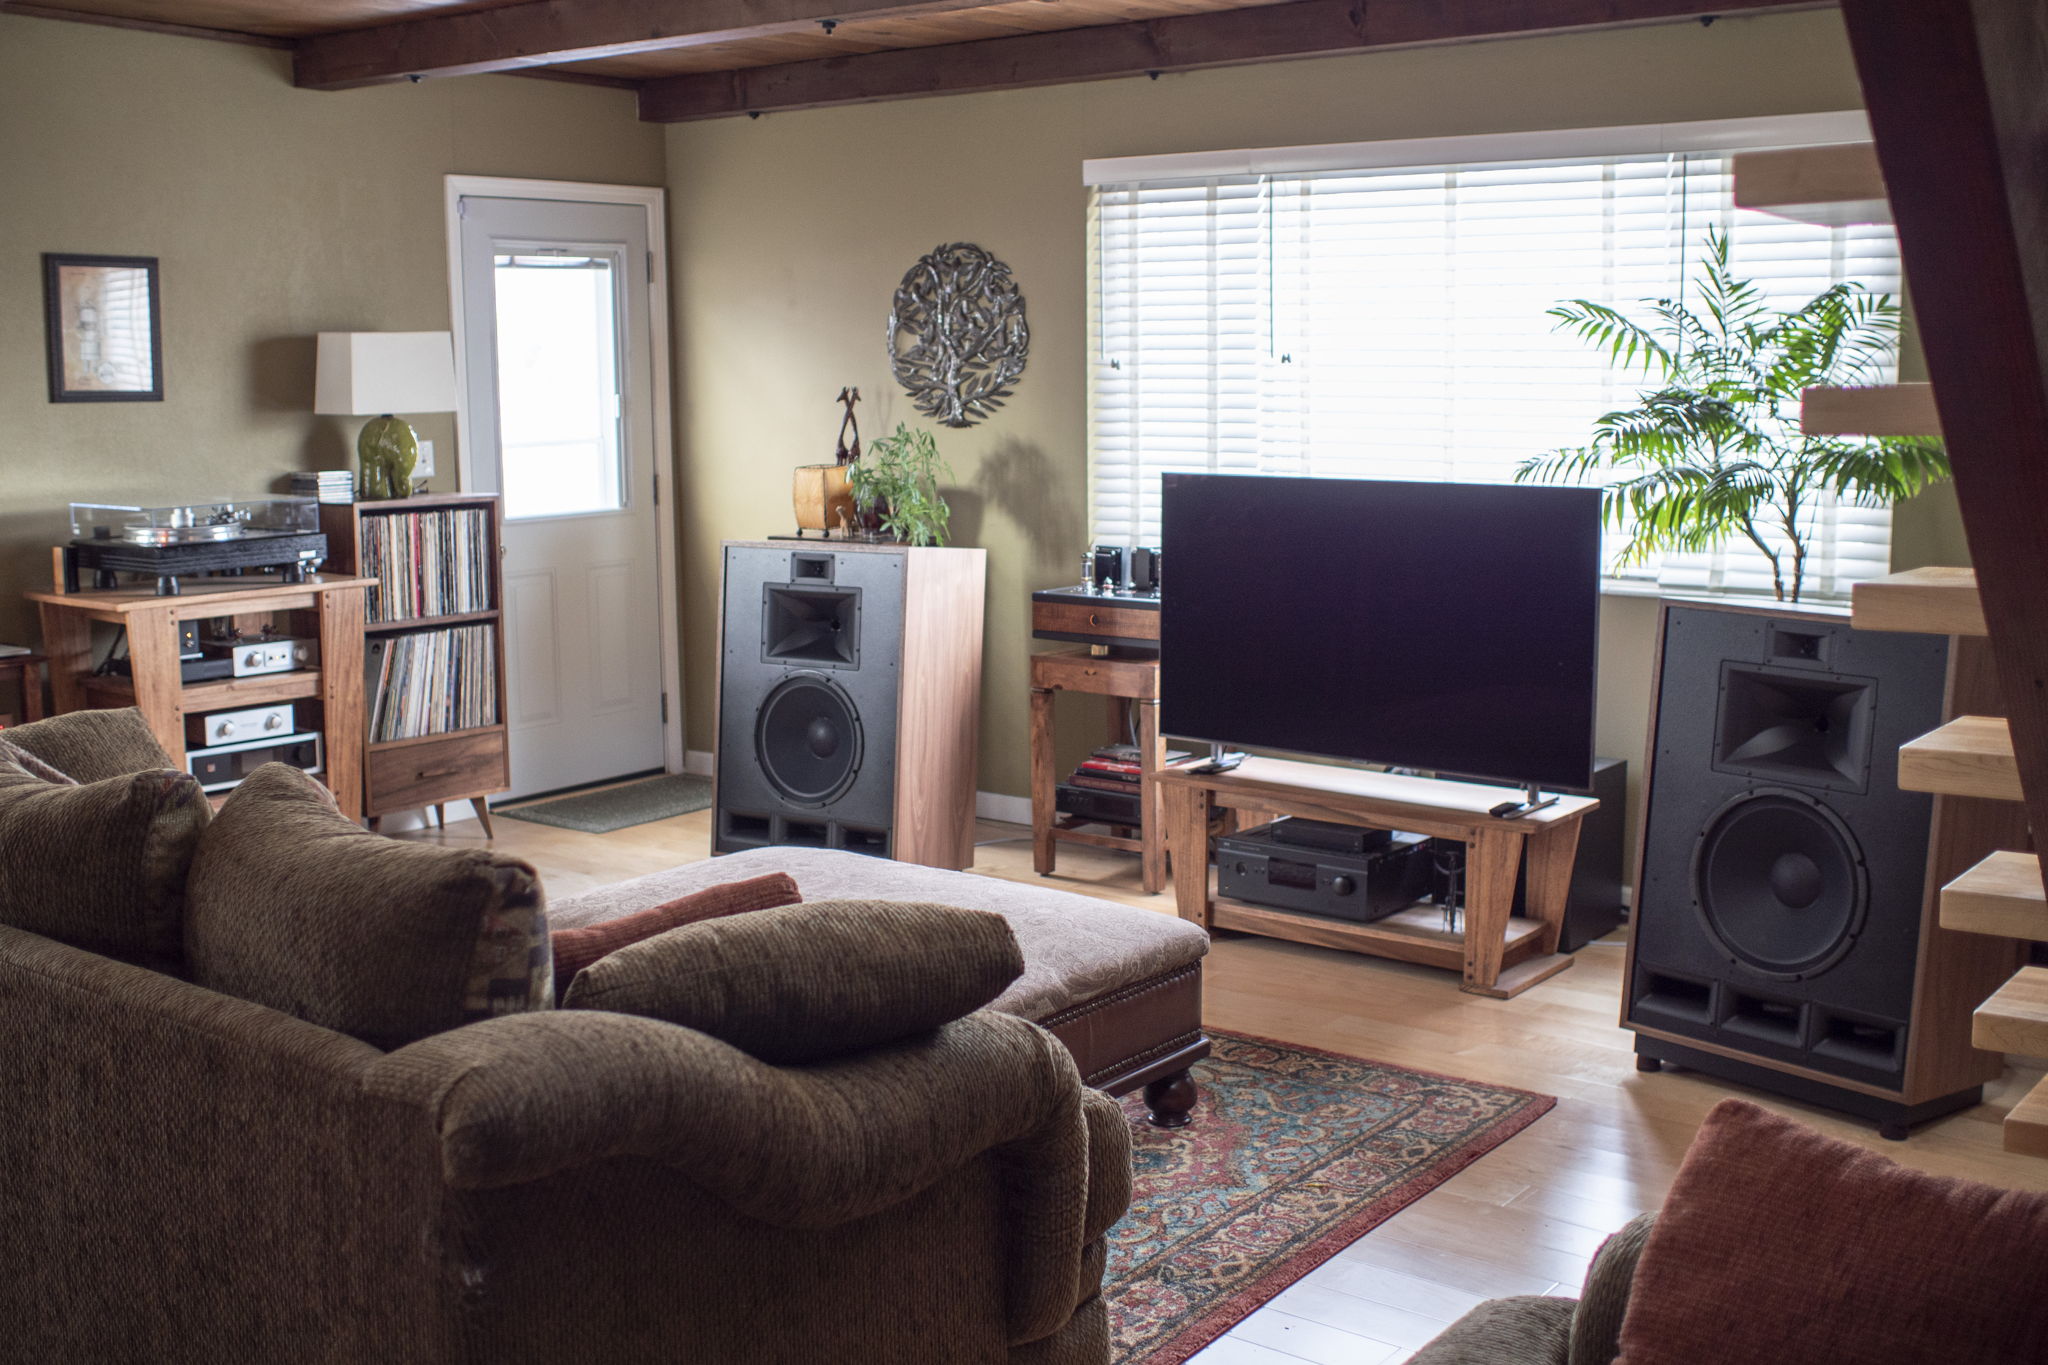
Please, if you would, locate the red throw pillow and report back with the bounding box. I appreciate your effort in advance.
[549,873,801,992]
[1616,1098,2048,1365]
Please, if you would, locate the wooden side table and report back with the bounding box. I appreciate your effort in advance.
[0,653,47,726]
[1030,648,1170,893]
[1157,756,1598,998]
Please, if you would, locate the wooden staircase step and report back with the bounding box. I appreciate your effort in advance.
[1851,566,1985,636]
[1898,715,2022,801]
[1801,382,1940,436]
[1974,966,2048,1058]
[1943,851,2048,940]
[2003,1072,2048,1158]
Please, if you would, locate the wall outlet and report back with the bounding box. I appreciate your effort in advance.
[415,439,437,478]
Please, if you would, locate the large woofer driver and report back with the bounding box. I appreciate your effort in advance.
[1690,788,1868,980]
[755,673,863,806]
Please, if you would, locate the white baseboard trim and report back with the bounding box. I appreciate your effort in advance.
[976,790,1032,826]
[684,749,714,777]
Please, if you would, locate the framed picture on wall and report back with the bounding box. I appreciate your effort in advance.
[43,253,162,403]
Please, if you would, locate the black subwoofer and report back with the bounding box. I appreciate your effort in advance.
[1627,602,1968,1133]
[756,674,863,805]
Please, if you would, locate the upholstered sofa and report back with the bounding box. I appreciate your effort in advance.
[0,709,1133,1364]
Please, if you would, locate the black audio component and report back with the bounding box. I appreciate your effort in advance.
[1267,817,1390,857]
[1512,755,1628,951]
[107,654,233,685]
[1056,782,1142,827]
[1217,821,1430,924]
[715,542,984,869]
[1129,546,1161,595]
[1091,545,1128,593]
[63,534,329,597]
[1625,602,1993,1135]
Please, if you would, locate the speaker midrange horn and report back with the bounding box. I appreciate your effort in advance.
[1690,787,1868,981]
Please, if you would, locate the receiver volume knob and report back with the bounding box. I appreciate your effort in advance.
[1330,875,1357,896]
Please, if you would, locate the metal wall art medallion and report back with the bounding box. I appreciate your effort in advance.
[886,242,1029,427]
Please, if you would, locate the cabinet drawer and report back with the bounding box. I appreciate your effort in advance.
[1031,599,1159,644]
[367,731,507,811]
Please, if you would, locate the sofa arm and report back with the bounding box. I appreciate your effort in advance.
[1567,1212,1655,1365]
[364,1005,1102,1344]
[1407,1296,1577,1364]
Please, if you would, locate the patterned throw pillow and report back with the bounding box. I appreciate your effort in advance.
[185,763,552,1048]
[0,736,77,785]
[549,872,802,994]
[0,707,173,784]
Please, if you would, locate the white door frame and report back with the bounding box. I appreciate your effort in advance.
[443,174,685,779]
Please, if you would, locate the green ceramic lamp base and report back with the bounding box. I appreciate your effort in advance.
[358,414,420,501]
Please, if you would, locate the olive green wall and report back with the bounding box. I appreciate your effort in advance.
[0,14,664,649]
[664,7,1956,859]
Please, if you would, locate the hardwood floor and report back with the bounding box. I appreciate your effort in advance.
[401,807,2048,1364]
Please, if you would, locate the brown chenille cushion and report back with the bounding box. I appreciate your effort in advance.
[1,706,175,783]
[0,754,209,966]
[550,872,801,993]
[563,899,1024,1064]
[1615,1098,2048,1365]
[0,735,76,785]
[185,763,552,1049]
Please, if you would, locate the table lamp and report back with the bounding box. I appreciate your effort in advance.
[314,332,458,500]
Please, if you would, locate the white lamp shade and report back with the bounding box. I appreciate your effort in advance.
[314,331,458,416]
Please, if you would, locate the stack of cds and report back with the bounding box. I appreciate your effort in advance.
[290,470,356,504]
[1055,743,1190,827]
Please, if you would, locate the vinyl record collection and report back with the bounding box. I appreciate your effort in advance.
[366,624,498,743]
[359,507,494,625]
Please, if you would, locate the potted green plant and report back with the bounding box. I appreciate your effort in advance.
[1516,229,1949,602]
[847,423,954,547]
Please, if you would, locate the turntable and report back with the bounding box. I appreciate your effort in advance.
[65,499,329,596]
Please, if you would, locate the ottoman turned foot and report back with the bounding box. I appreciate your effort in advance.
[1143,1070,1198,1129]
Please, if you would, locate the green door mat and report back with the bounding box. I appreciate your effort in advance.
[496,774,713,834]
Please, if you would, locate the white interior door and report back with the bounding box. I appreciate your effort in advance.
[456,195,666,798]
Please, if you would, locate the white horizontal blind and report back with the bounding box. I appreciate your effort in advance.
[1090,145,1903,599]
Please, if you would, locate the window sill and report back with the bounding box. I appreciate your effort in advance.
[1598,577,1851,613]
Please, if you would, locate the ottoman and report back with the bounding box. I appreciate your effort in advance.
[550,845,1213,1126]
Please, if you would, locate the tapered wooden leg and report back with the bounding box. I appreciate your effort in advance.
[433,804,446,829]
[1460,827,1519,994]
[1030,684,1057,876]
[1137,698,1166,894]
[1522,816,1584,955]
[474,800,495,839]
[1163,781,1214,928]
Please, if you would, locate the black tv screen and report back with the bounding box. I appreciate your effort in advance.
[1159,474,1601,791]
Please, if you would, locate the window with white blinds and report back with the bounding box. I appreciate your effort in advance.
[1088,123,1904,599]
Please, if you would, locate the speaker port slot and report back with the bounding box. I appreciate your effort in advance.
[1812,1009,1905,1073]
[839,826,889,857]
[723,812,773,844]
[1770,627,1827,662]
[1721,989,1807,1049]
[1636,971,1715,1026]
[782,819,830,848]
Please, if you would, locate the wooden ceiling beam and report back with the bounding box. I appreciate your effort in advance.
[292,0,1022,91]
[1836,0,2048,881]
[637,0,1827,122]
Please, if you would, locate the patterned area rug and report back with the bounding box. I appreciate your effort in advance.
[1105,1032,1554,1364]
[496,774,712,833]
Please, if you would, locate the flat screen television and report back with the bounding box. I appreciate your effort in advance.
[1159,474,1602,792]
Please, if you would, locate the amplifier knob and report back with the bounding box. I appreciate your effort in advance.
[1330,874,1357,896]
[263,714,285,731]
[215,721,236,739]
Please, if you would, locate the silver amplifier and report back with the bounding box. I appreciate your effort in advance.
[187,703,296,749]
[200,635,315,677]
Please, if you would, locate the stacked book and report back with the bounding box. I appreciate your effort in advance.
[360,507,493,625]
[290,470,356,504]
[1055,743,1191,827]
[365,623,498,743]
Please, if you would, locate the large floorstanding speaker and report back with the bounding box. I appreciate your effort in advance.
[715,541,986,870]
[1626,602,2026,1136]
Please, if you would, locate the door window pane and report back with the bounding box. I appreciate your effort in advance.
[493,254,623,519]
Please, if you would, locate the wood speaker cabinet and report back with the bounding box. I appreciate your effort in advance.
[714,540,986,870]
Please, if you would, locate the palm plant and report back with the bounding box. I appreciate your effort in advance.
[1515,229,1948,602]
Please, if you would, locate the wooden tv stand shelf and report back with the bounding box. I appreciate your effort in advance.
[1155,756,1598,998]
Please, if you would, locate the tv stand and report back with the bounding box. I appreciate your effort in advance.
[1155,756,1599,998]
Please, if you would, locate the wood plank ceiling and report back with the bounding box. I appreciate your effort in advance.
[0,0,1828,119]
